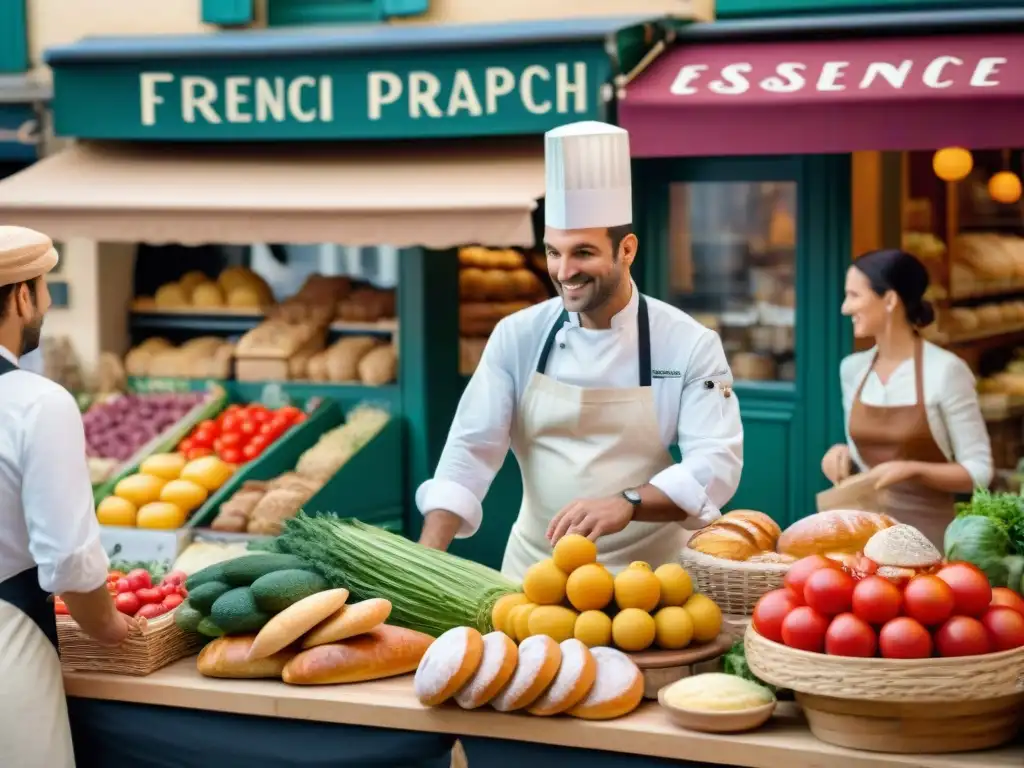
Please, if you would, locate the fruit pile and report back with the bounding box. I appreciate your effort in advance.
[493,535,723,653]
[96,453,234,529]
[753,555,1024,658]
[177,403,306,464]
[55,568,189,620]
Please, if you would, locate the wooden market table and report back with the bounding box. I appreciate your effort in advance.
[63,660,1024,768]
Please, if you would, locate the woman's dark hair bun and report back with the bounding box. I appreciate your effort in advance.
[854,248,934,327]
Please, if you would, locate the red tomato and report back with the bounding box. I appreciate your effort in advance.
[980,607,1024,652]
[239,420,258,438]
[220,412,242,432]
[196,419,220,436]
[852,575,903,626]
[259,420,287,440]
[902,575,955,627]
[856,555,879,577]
[162,593,185,611]
[107,570,126,581]
[878,617,933,659]
[220,432,244,449]
[177,437,194,454]
[242,443,262,461]
[114,592,141,616]
[134,586,163,605]
[190,428,216,449]
[934,616,991,657]
[249,409,271,425]
[991,587,1024,616]
[936,563,992,618]
[115,577,133,594]
[249,434,270,452]
[293,413,307,424]
[247,404,269,417]
[824,612,878,657]
[187,446,213,461]
[161,570,187,587]
[803,567,855,617]
[212,437,225,453]
[780,606,830,653]
[159,583,178,598]
[752,589,800,643]
[126,569,152,591]
[177,585,189,598]
[784,555,838,604]
[136,603,169,620]
[277,405,303,422]
[221,447,243,465]
[54,598,69,615]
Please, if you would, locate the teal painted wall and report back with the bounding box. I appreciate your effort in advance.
[0,0,27,73]
[718,0,1024,16]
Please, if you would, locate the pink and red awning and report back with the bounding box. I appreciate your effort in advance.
[619,33,1024,157]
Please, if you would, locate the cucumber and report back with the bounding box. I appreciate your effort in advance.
[196,617,225,638]
[185,562,228,591]
[250,569,329,614]
[173,601,204,634]
[189,581,232,614]
[210,587,271,634]
[218,553,319,587]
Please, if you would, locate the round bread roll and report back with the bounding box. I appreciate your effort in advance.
[480,269,514,300]
[414,626,485,707]
[508,268,544,299]
[154,282,188,309]
[454,631,518,710]
[777,510,897,558]
[491,635,561,712]
[459,268,487,301]
[179,270,209,296]
[528,639,596,716]
[568,646,644,720]
[191,281,225,308]
[725,510,782,541]
[687,525,762,561]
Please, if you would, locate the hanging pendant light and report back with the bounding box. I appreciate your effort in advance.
[932,147,973,182]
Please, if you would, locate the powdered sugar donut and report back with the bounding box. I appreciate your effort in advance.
[414,626,484,707]
[491,635,561,712]
[528,638,596,716]
[568,646,643,720]
[454,631,518,710]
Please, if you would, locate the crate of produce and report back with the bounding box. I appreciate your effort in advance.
[192,403,400,536]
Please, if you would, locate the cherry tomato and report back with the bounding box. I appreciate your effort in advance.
[855,555,879,576]
[936,563,993,618]
[220,412,241,433]
[136,603,169,620]
[753,589,800,643]
[161,593,185,611]
[934,616,991,657]
[126,569,152,591]
[177,437,194,454]
[159,583,178,598]
[852,575,903,626]
[220,404,243,420]
[115,577,133,594]
[250,409,271,425]
[292,413,307,425]
[980,607,1024,652]
[903,574,955,627]
[220,432,244,449]
[278,405,303,422]
[161,570,187,587]
[803,567,855,617]
[990,587,1024,616]
[135,586,163,605]
[221,447,243,465]
[879,617,933,659]
[239,420,258,438]
[196,419,220,436]
[249,434,270,452]
[780,606,830,653]
[242,443,263,461]
[260,420,287,440]
[187,446,214,461]
[784,556,838,604]
[54,598,69,616]
[107,570,126,581]
[114,592,141,615]
[190,428,216,449]
[825,612,877,657]
[212,437,225,453]
[248,404,270,418]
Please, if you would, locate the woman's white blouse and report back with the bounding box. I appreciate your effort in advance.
[840,341,994,489]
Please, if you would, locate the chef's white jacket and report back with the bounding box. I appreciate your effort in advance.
[416,287,745,537]
[0,345,109,594]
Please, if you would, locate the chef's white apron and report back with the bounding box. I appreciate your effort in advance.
[501,295,688,581]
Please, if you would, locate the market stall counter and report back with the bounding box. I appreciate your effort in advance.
[64,661,1024,768]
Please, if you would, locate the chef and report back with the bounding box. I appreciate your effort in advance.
[417,121,744,579]
[0,226,133,767]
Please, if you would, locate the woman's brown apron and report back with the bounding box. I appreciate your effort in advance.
[848,339,955,549]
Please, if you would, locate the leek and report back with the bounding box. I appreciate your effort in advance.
[278,514,519,637]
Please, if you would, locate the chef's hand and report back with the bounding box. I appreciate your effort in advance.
[547,495,634,544]
[869,460,921,490]
[822,443,852,485]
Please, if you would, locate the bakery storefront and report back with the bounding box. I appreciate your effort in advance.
[619,17,1024,525]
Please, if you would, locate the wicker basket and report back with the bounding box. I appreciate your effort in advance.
[745,625,1024,753]
[680,547,789,615]
[57,611,204,676]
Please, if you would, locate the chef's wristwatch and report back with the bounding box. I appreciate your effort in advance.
[621,488,642,508]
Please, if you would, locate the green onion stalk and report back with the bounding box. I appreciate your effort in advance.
[278,514,520,637]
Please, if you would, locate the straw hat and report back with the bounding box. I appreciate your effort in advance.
[0,226,59,287]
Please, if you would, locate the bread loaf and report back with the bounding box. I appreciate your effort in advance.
[777,510,897,558]
[197,635,296,679]
[528,638,596,716]
[414,626,485,707]
[301,598,392,648]
[358,345,397,385]
[324,336,377,382]
[282,625,432,685]
[568,646,644,720]
[491,635,561,712]
[248,589,350,661]
[687,510,782,561]
[863,524,942,568]
[453,631,518,710]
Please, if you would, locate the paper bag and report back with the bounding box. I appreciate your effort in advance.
[816,472,887,513]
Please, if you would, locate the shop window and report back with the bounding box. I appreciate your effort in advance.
[266,0,429,26]
[0,0,28,74]
[667,181,797,382]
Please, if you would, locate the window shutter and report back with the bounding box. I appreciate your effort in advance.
[201,0,255,26]
[0,0,28,74]
[381,0,429,18]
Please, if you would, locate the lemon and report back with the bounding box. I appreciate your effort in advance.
[574,610,613,647]
[655,563,694,607]
[491,593,530,634]
[114,473,166,508]
[96,496,137,527]
[613,561,661,612]
[611,608,656,652]
[552,534,597,574]
[522,559,569,605]
[653,606,694,650]
[566,563,615,612]
[512,603,538,642]
[683,594,723,643]
[159,479,209,513]
[527,605,579,643]
[139,453,187,481]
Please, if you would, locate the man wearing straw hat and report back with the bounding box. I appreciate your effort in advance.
[0,226,133,767]
[417,122,744,579]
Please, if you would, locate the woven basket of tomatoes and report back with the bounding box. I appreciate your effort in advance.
[744,531,1024,754]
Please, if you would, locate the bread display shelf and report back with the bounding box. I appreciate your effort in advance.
[925,322,1024,345]
[131,310,397,337]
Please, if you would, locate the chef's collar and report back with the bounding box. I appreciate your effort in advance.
[568,280,639,330]
[0,345,17,365]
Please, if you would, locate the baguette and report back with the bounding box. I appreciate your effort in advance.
[282,625,432,685]
[197,635,296,679]
[301,598,392,649]
[247,589,350,661]
[777,510,897,558]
